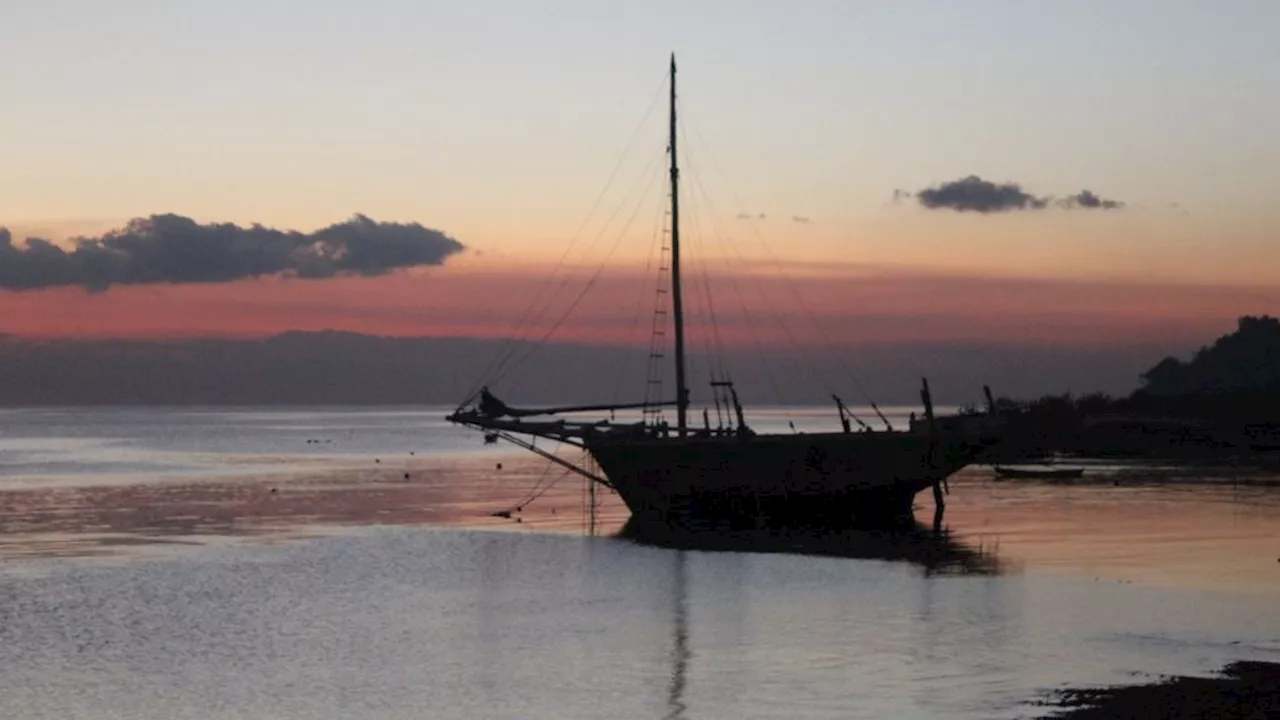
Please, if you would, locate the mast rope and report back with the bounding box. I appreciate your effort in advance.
[643,182,672,416]
[685,172,786,405]
[611,172,668,408]
[681,103,882,410]
[490,149,668,388]
[679,126,814,406]
[681,149,730,386]
[459,71,670,405]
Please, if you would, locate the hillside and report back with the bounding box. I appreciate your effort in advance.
[1138,315,1280,396]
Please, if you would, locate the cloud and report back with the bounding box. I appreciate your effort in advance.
[0,214,464,292]
[1058,189,1124,210]
[791,215,812,224]
[913,175,1125,213]
[891,189,913,204]
[916,175,1049,213]
[736,212,767,221]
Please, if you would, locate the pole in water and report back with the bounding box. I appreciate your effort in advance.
[920,377,945,518]
[588,474,597,536]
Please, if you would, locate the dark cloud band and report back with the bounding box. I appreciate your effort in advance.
[912,176,1123,213]
[0,214,464,292]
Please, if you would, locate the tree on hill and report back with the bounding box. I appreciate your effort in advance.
[1138,315,1280,396]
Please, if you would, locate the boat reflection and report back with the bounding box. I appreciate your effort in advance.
[616,517,1003,576]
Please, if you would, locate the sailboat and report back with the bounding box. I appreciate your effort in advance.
[448,56,997,527]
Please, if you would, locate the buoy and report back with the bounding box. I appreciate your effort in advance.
[403,472,410,479]
[496,462,503,470]
[375,459,380,464]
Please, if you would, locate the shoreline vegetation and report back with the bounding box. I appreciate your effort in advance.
[978,316,1280,465]
[1037,661,1280,719]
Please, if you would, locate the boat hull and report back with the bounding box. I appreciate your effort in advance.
[586,431,977,527]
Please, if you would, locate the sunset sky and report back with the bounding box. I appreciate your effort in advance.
[2,1,1278,391]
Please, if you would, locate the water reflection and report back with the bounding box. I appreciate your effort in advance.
[665,550,690,720]
[617,517,1003,576]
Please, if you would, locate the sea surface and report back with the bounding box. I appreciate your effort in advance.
[1,407,1278,719]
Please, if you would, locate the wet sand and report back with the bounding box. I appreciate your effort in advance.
[0,453,538,559]
[1038,660,1280,719]
[4,457,1277,595]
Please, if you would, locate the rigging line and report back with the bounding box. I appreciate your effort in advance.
[643,207,672,415]
[679,177,721,390]
[689,188,785,405]
[679,107,838,391]
[487,146,667,387]
[643,255,671,414]
[515,466,574,512]
[612,169,668,407]
[673,168,707,397]
[691,206,785,401]
[681,103,879,406]
[678,119,798,380]
[460,71,670,403]
[485,146,666,388]
[720,220,831,399]
[463,74,668,397]
[679,132,806,405]
[496,153,666,389]
[491,151,669,387]
[507,450,563,511]
[680,143,730,384]
[681,214,714,406]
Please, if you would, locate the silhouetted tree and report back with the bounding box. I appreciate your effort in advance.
[1137,315,1280,396]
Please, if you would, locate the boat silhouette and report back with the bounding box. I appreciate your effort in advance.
[449,57,1000,527]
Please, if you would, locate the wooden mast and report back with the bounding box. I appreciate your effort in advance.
[669,53,689,437]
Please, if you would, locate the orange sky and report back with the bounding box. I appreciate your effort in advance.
[2,260,1273,352]
[5,3,1280,362]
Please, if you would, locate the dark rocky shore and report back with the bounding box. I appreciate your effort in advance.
[1039,661,1280,719]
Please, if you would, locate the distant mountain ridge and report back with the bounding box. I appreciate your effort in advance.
[0,330,1184,407]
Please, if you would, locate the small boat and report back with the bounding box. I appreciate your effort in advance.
[993,465,1085,480]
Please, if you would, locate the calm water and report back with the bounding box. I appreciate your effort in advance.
[1,407,1278,720]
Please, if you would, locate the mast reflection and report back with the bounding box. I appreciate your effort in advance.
[663,550,690,720]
